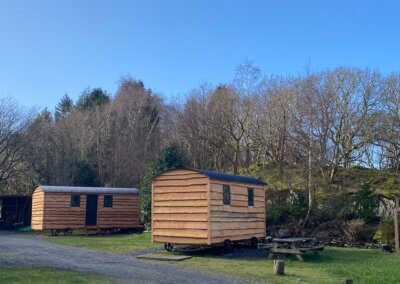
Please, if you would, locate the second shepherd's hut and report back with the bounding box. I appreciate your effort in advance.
[32,185,140,235]
[152,168,266,250]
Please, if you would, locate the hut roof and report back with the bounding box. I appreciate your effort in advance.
[38,185,139,195]
[157,168,267,186]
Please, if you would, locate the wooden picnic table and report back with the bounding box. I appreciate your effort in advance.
[266,237,324,261]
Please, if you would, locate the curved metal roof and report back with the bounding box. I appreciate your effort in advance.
[194,169,267,186]
[39,185,139,195]
[156,168,267,186]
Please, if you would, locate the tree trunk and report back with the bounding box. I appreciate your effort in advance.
[303,119,313,227]
[394,196,400,253]
[233,140,240,174]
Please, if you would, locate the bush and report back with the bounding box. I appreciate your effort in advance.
[343,219,374,243]
[373,217,394,245]
[265,189,308,225]
[353,184,379,222]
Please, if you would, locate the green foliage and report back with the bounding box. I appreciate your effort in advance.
[266,189,308,225]
[374,174,400,199]
[353,184,380,222]
[140,144,185,229]
[73,160,100,187]
[374,217,395,245]
[76,88,110,110]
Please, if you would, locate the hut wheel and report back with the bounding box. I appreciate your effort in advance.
[164,243,174,252]
[223,240,232,251]
[250,237,258,248]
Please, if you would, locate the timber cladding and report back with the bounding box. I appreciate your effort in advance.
[151,168,266,245]
[31,186,140,231]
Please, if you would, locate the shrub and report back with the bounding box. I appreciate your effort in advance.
[353,184,380,222]
[373,217,394,245]
[343,219,371,243]
[265,189,308,225]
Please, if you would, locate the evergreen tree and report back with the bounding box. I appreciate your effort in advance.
[76,88,110,110]
[140,144,185,229]
[55,94,74,121]
[73,160,100,187]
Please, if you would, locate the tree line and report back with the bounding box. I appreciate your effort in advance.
[1,62,400,238]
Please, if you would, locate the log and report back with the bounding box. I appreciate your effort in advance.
[274,260,285,275]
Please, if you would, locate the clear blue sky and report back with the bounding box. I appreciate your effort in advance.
[1,0,399,109]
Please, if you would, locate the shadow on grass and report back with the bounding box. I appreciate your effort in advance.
[171,244,387,265]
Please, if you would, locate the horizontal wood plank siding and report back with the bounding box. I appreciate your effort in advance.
[31,188,44,230]
[97,194,140,228]
[39,192,139,230]
[152,169,209,245]
[42,193,86,229]
[209,181,266,244]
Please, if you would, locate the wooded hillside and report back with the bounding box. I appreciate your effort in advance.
[1,62,400,241]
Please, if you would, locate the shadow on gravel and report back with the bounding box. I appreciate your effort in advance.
[170,243,327,263]
[171,244,268,260]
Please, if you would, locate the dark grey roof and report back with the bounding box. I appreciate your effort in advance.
[39,185,139,195]
[156,168,267,186]
[193,169,267,186]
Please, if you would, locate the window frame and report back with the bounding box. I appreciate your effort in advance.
[223,184,231,205]
[247,187,254,207]
[70,194,81,207]
[104,195,113,208]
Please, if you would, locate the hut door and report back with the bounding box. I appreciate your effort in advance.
[85,195,98,226]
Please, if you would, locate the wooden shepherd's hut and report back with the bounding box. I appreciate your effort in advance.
[32,185,140,234]
[151,168,266,250]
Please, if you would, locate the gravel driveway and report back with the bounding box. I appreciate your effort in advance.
[0,231,246,283]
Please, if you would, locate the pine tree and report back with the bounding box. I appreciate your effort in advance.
[55,94,74,121]
[76,88,110,110]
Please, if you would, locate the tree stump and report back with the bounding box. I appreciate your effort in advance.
[342,278,353,284]
[274,259,285,275]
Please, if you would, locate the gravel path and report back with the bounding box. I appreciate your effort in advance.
[0,231,246,283]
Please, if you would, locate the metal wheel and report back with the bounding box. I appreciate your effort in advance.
[223,239,232,252]
[250,237,258,248]
[164,243,174,252]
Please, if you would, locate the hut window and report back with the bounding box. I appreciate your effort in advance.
[70,195,80,207]
[223,185,231,205]
[104,195,113,208]
[248,188,254,207]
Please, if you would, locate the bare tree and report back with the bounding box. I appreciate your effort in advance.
[0,97,34,192]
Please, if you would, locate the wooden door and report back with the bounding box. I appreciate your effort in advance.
[85,194,98,226]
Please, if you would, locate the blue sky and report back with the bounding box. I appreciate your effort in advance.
[1,0,399,109]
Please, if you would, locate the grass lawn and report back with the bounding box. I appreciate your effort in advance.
[45,232,160,253]
[177,247,400,284]
[0,267,110,284]
[40,232,400,283]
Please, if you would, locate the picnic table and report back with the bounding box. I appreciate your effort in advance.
[266,237,324,261]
